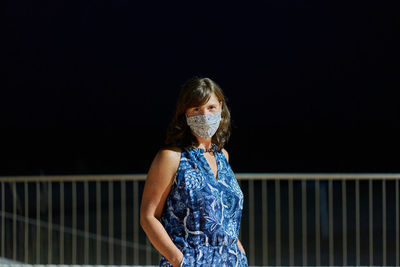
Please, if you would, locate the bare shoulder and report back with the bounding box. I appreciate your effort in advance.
[221,148,229,162]
[158,145,182,156]
[154,146,182,169]
[144,145,182,190]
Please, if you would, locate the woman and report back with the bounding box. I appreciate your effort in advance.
[140,77,247,266]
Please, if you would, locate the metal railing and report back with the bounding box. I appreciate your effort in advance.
[0,173,400,266]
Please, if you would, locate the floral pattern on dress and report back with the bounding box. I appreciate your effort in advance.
[159,144,248,267]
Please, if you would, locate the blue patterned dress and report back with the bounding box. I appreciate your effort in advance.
[159,144,248,267]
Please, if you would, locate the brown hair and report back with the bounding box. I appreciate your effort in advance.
[164,77,231,151]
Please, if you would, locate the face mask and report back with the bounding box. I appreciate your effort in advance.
[186,112,222,139]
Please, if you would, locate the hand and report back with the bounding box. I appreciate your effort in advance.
[237,239,246,256]
[172,252,184,267]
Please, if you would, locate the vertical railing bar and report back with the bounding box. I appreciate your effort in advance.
[96,181,101,265]
[356,180,360,266]
[301,180,307,266]
[261,180,268,266]
[329,179,334,266]
[275,180,281,266]
[48,181,52,264]
[238,180,242,240]
[315,180,320,266]
[396,179,399,266]
[36,182,40,264]
[288,179,294,266]
[1,182,5,258]
[84,181,89,265]
[24,182,29,263]
[249,179,255,265]
[12,182,17,261]
[342,180,347,266]
[395,179,400,266]
[383,179,387,266]
[369,179,373,266]
[121,180,126,265]
[60,182,64,264]
[133,181,139,265]
[146,237,151,265]
[72,181,77,264]
[109,181,114,265]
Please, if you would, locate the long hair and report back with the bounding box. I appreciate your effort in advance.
[164,77,231,151]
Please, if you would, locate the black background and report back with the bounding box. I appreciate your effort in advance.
[3,1,399,175]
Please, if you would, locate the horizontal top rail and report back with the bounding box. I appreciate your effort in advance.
[0,173,400,182]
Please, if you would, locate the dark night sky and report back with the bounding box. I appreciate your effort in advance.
[2,1,399,175]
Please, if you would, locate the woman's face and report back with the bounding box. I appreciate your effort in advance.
[185,93,222,117]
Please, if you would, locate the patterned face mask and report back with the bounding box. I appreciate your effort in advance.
[186,112,222,139]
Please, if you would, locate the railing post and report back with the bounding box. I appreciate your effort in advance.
[24,182,29,263]
[36,181,40,264]
[356,180,360,266]
[301,180,307,266]
[315,180,320,266]
[288,179,294,266]
[48,181,52,264]
[12,182,17,261]
[72,181,77,264]
[60,181,64,264]
[1,182,4,259]
[395,179,400,266]
[369,179,373,265]
[133,180,139,265]
[328,179,333,266]
[275,179,281,266]
[248,179,254,265]
[261,180,268,266]
[84,181,89,265]
[342,179,347,266]
[383,180,387,266]
[108,180,114,265]
[96,181,102,265]
[396,179,399,266]
[121,180,126,265]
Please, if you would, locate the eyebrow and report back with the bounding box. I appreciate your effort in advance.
[191,103,217,108]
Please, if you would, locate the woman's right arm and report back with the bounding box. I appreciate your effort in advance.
[140,148,184,267]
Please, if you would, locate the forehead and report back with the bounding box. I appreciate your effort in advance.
[187,92,220,108]
[199,93,220,106]
[204,93,219,104]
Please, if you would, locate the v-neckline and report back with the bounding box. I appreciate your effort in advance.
[201,152,219,181]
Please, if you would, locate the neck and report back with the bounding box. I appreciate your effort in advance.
[196,137,213,150]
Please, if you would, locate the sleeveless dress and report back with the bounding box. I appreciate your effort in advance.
[159,144,248,267]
